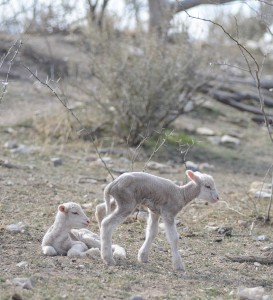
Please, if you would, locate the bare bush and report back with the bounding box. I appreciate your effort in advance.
[81,30,210,146]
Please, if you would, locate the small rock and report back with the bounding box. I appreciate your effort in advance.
[51,157,62,167]
[197,127,215,136]
[254,262,261,267]
[4,140,18,149]
[250,181,272,191]
[10,277,34,290]
[256,235,268,241]
[11,293,23,300]
[255,191,272,199]
[146,161,169,171]
[78,177,98,184]
[218,226,232,236]
[261,243,273,251]
[96,157,112,164]
[204,225,219,232]
[221,135,240,146]
[16,261,28,268]
[131,296,144,300]
[185,161,199,172]
[5,180,14,186]
[237,286,265,300]
[6,222,25,233]
[10,145,40,154]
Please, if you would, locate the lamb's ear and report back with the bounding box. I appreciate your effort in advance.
[186,170,196,182]
[58,204,66,212]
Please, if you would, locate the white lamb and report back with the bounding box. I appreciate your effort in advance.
[42,202,126,259]
[42,202,92,257]
[100,170,219,270]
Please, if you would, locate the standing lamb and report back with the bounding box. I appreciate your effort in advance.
[42,202,92,257]
[100,170,219,270]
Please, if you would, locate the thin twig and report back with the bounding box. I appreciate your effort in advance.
[0,40,22,104]
[266,170,273,221]
[219,200,247,217]
[184,11,273,143]
[22,63,114,180]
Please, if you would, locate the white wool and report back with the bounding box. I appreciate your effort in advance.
[99,170,219,270]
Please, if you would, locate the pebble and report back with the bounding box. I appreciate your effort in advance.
[261,243,273,251]
[51,157,62,167]
[4,140,18,149]
[254,262,261,267]
[237,286,270,300]
[221,135,240,146]
[146,161,169,171]
[196,127,215,136]
[131,296,144,300]
[10,144,40,154]
[16,261,28,268]
[255,191,272,199]
[6,222,25,233]
[10,277,34,290]
[256,235,268,241]
[11,293,23,300]
[185,161,199,172]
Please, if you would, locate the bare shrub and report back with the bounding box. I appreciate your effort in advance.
[81,30,211,146]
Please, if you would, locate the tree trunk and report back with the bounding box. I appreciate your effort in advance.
[148,0,173,36]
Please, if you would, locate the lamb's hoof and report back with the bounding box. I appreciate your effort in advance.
[173,264,185,271]
[138,252,149,263]
[103,257,116,266]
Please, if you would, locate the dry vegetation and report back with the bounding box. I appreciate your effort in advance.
[1,3,273,298]
[1,75,273,299]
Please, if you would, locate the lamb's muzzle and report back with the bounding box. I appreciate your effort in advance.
[99,170,219,270]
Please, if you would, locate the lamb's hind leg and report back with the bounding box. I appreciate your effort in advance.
[101,204,133,265]
[162,216,184,271]
[138,210,159,263]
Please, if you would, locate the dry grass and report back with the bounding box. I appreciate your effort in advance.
[1,99,273,299]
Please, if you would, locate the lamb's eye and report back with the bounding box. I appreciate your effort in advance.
[72,212,79,215]
[205,185,211,189]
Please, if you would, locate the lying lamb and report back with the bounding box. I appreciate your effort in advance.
[100,170,219,270]
[42,202,126,259]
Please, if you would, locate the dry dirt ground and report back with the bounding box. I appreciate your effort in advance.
[1,52,273,299]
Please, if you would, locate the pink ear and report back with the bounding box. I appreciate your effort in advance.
[58,205,65,212]
[186,170,196,181]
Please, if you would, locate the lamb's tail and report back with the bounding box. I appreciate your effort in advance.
[104,180,116,216]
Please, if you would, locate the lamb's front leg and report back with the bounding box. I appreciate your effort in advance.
[101,207,131,265]
[42,245,58,256]
[138,211,160,263]
[162,216,184,271]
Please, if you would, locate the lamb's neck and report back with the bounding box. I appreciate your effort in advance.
[52,215,71,235]
[180,181,201,205]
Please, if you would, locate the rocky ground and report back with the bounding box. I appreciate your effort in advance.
[1,35,273,300]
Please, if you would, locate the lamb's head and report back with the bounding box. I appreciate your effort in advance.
[58,202,90,229]
[186,170,219,203]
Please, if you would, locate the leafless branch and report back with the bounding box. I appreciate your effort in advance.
[184,11,273,143]
[174,0,240,13]
[22,63,114,180]
[0,40,22,104]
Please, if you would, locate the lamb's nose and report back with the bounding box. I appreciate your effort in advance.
[87,219,90,224]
